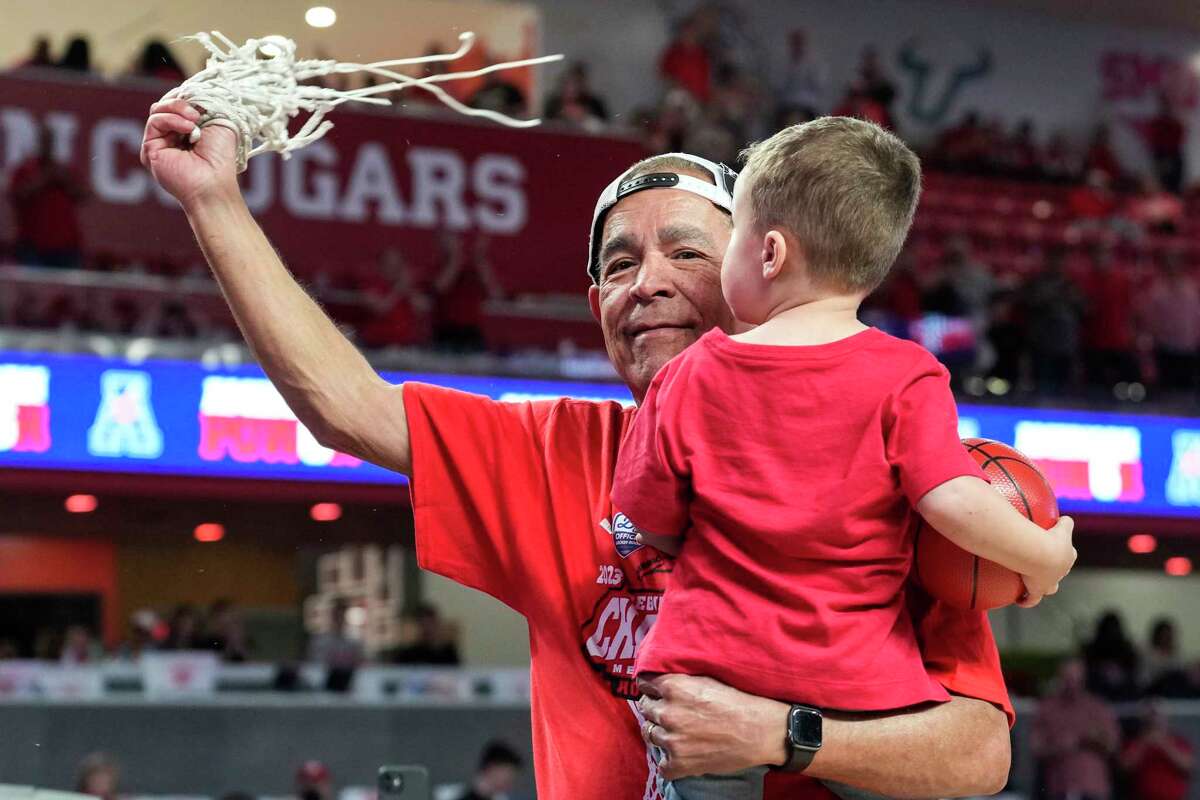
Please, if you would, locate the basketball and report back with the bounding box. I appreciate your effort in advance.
[914,438,1060,610]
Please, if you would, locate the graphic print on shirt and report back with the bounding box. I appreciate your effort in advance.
[601,512,644,557]
[582,516,672,700]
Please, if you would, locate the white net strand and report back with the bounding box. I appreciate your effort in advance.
[162,31,563,173]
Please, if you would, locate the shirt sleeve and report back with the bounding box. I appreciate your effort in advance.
[610,359,690,538]
[885,358,987,505]
[908,587,1015,726]
[403,382,561,616]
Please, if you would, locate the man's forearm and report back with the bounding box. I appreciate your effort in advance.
[638,675,1010,798]
[184,191,410,473]
[806,695,1010,798]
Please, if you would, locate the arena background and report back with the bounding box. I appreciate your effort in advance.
[2,0,1200,798]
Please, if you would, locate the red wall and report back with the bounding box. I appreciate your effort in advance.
[0,536,118,645]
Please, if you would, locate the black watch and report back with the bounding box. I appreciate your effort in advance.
[778,704,823,772]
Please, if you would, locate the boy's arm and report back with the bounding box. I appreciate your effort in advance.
[918,476,1077,603]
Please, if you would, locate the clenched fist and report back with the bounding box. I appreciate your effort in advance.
[140,100,240,208]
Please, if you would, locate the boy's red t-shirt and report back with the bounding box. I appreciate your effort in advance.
[613,327,988,710]
[403,379,1011,800]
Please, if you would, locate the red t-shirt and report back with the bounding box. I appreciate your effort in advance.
[659,41,712,103]
[613,328,985,710]
[1084,268,1134,351]
[1123,735,1193,800]
[403,381,1013,800]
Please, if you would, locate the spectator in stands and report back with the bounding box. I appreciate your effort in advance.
[164,603,202,650]
[60,625,101,665]
[1084,124,1125,185]
[1085,610,1142,702]
[987,287,1024,387]
[1145,93,1186,194]
[1143,618,1190,696]
[1022,248,1084,395]
[14,36,54,69]
[779,28,828,121]
[138,298,204,339]
[1044,131,1080,183]
[933,111,988,173]
[116,609,164,660]
[709,63,762,144]
[296,760,333,800]
[1141,254,1199,396]
[544,62,609,131]
[468,63,526,118]
[390,603,460,665]
[659,12,713,103]
[1032,657,1120,800]
[431,234,504,353]
[403,43,450,108]
[930,236,994,330]
[133,40,186,83]
[854,45,897,129]
[7,126,87,269]
[75,752,121,800]
[58,37,92,72]
[359,248,431,349]
[1081,242,1140,390]
[1068,170,1140,241]
[308,598,364,692]
[451,740,524,800]
[1120,699,1194,800]
[1126,175,1184,235]
[1001,119,1042,180]
[833,85,890,130]
[684,106,740,165]
[201,598,249,662]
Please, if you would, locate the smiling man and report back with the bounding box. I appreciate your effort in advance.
[140,100,1012,800]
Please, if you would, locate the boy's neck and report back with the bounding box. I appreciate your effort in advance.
[732,295,867,346]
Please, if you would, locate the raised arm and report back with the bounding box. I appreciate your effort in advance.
[638,674,1010,798]
[141,100,411,473]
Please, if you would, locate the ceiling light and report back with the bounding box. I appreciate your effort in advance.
[65,494,98,513]
[1127,534,1157,554]
[306,6,337,28]
[194,523,225,543]
[310,502,342,522]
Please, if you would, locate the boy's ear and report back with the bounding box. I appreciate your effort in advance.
[762,230,788,281]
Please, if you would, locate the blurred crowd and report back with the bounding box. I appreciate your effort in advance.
[1028,612,1199,800]
[69,739,524,800]
[0,598,461,676]
[3,19,1198,405]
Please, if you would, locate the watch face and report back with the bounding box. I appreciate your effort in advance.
[789,706,823,750]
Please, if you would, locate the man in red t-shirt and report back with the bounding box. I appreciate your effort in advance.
[1121,700,1194,800]
[142,100,1014,800]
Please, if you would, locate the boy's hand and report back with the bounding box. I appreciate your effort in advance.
[1018,516,1076,608]
[635,530,682,557]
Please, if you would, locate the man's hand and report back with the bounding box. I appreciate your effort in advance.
[141,100,240,208]
[636,674,787,780]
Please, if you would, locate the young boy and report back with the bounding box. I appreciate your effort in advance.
[611,117,1076,800]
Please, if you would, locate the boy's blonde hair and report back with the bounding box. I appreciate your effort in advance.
[740,116,921,294]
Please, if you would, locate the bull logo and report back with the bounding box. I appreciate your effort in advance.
[898,38,992,125]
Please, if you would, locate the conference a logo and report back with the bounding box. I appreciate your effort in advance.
[87,370,164,459]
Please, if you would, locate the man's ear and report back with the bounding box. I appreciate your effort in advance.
[588,284,602,322]
[762,230,788,281]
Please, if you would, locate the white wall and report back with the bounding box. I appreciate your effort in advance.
[991,568,1200,657]
[423,572,531,666]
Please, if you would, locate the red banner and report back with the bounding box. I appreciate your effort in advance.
[0,72,647,294]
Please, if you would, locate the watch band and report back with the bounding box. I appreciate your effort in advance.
[784,743,818,772]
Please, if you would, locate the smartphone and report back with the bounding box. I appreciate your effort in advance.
[377,766,431,800]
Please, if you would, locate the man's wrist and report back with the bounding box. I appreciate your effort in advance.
[759,698,792,768]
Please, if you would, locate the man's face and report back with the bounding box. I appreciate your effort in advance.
[589,187,735,402]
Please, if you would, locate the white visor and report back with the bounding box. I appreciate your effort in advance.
[587,153,737,284]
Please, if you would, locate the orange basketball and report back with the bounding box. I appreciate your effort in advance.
[914,438,1060,610]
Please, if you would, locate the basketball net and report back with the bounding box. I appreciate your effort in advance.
[161,31,563,172]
